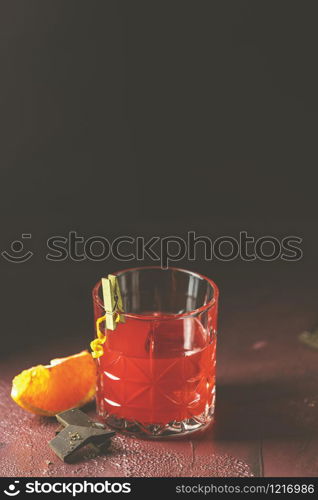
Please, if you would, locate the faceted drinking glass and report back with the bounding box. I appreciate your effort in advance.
[92,267,219,439]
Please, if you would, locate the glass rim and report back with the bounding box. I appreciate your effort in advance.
[92,266,219,321]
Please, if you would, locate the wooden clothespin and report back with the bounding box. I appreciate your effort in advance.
[102,274,125,331]
[90,274,125,358]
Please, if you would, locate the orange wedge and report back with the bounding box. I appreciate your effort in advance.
[11,350,97,416]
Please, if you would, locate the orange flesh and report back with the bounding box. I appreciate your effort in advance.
[11,350,97,416]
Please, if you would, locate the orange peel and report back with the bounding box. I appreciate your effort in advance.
[11,350,97,416]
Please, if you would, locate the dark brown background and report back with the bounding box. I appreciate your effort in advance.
[0,0,317,355]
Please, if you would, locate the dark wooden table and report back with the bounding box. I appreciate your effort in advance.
[1,264,318,477]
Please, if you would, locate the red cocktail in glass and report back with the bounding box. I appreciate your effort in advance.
[92,267,218,438]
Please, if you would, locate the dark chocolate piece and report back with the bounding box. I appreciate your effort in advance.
[49,408,115,463]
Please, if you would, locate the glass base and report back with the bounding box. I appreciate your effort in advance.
[98,404,215,440]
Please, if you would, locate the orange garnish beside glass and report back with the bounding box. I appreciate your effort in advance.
[11,350,96,416]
